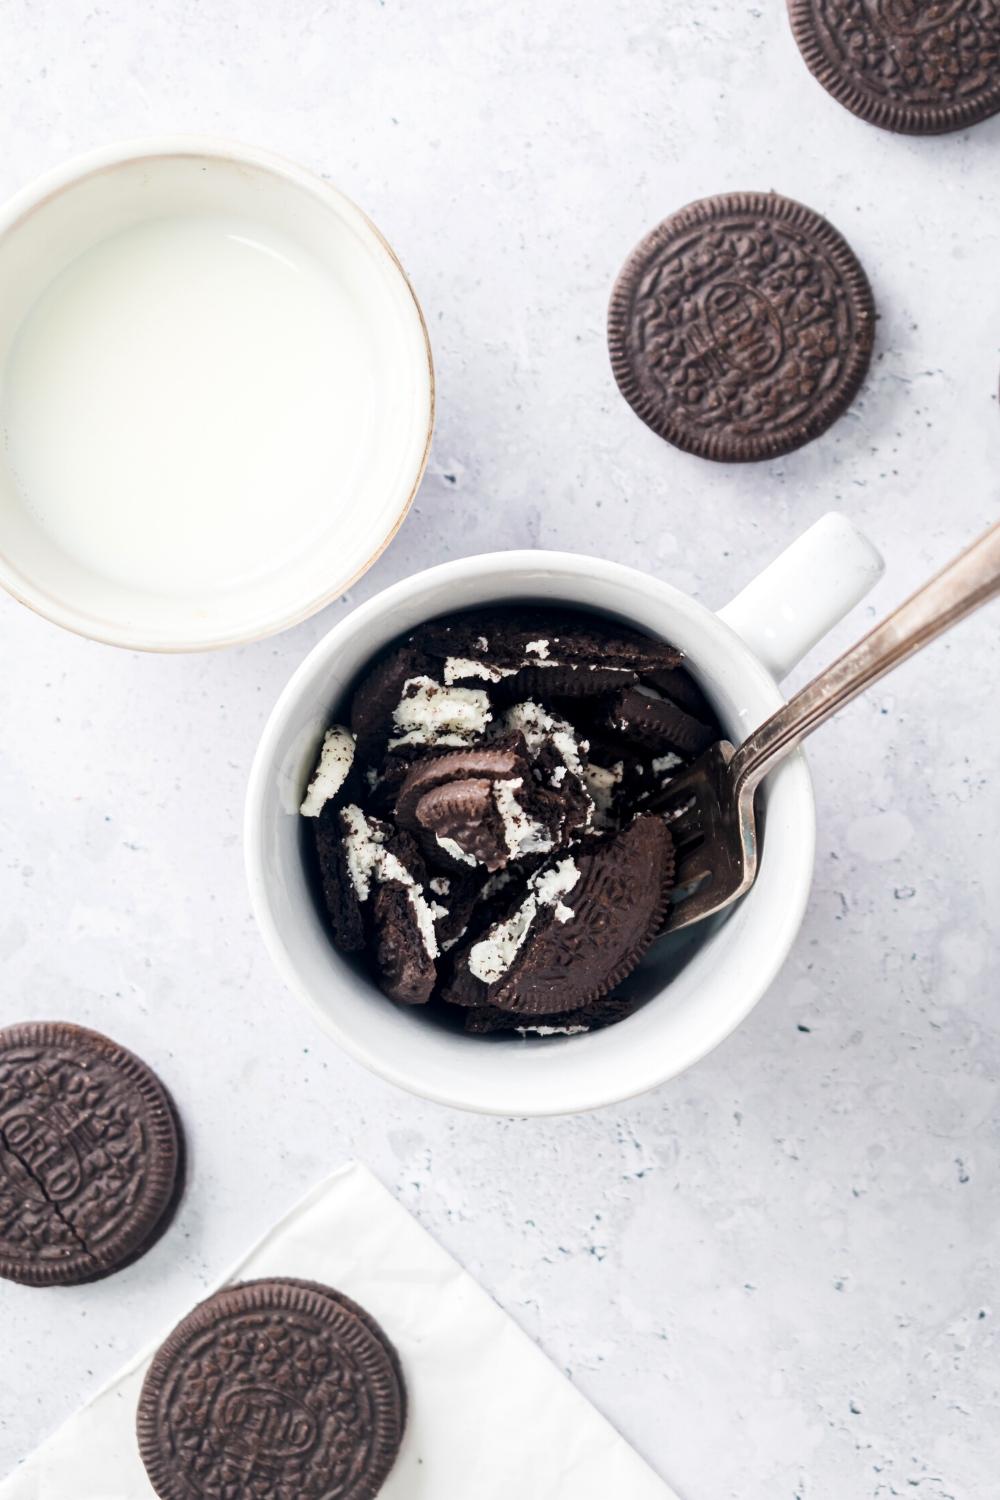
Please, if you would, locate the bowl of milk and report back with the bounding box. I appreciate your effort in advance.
[0,138,434,649]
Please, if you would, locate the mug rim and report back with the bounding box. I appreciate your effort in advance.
[0,134,435,652]
[245,549,816,1114]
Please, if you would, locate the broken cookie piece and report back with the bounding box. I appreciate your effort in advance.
[445,817,675,1017]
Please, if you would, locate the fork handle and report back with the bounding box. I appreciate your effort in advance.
[729,518,1000,800]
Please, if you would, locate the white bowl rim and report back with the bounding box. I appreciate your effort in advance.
[244,549,816,1116]
[0,134,435,652]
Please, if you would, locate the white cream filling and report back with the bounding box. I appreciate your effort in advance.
[652,752,683,776]
[468,898,536,984]
[515,1023,588,1036]
[389,676,492,748]
[499,701,589,783]
[435,834,477,866]
[581,760,623,826]
[443,656,519,685]
[299,725,356,817]
[468,856,580,985]
[391,731,475,749]
[524,638,551,658]
[492,777,554,859]
[340,804,385,900]
[340,805,446,958]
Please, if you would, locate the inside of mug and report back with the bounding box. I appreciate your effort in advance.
[298,591,748,1041]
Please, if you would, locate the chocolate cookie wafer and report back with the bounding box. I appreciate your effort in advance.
[137,1278,405,1500]
[788,0,1000,136]
[495,663,639,703]
[446,817,676,1016]
[269,1278,407,1427]
[639,664,717,722]
[350,643,441,755]
[463,993,639,1035]
[0,1022,183,1287]
[608,192,875,463]
[415,608,682,674]
[610,685,716,756]
[372,881,439,1004]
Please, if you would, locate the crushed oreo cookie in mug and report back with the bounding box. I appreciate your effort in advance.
[299,608,722,1036]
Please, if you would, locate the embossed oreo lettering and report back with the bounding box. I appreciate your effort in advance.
[0,1022,181,1286]
[0,1108,84,1203]
[212,1384,320,1464]
[702,282,785,378]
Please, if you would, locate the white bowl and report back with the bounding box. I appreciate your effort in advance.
[245,517,884,1116]
[0,138,434,650]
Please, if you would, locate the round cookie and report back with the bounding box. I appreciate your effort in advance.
[137,1278,405,1500]
[788,0,1000,136]
[0,1021,182,1287]
[608,192,875,463]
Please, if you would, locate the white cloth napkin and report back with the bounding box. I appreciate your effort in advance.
[1,1162,679,1499]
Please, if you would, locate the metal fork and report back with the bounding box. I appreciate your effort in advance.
[655,518,1000,932]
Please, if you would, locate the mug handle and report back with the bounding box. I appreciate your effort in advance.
[717,512,885,681]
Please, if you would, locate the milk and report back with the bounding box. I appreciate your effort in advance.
[0,213,374,595]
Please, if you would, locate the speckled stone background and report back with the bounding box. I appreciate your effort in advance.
[1,3,998,1497]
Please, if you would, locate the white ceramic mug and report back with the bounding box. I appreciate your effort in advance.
[245,513,884,1116]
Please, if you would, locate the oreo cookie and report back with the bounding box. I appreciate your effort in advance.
[430,869,487,952]
[446,817,675,1016]
[639,665,718,724]
[396,743,569,873]
[270,1278,407,1428]
[372,881,439,1004]
[312,814,367,951]
[315,806,444,994]
[416,608,683,674]
[413,777,510,871]
[0,1022,183,1287]
[788,0,1000,136]
[608,192,875,463]
[394,745,529,828]
[137,1277,405,1500]
[350,644,437,757]
[299,726,357,819]
[496,663,638,703]
[610,685,716,756]
[463,994,639,1035]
